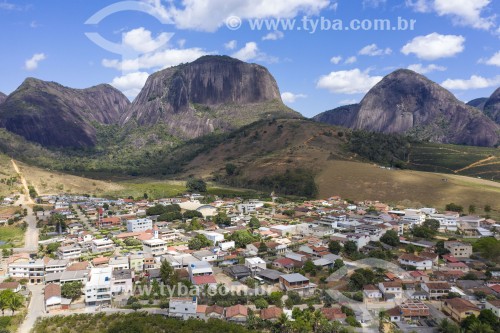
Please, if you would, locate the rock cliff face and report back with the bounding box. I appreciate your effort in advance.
[0,92,6,105]
[0,78,130,148]
[313,69,499,147]
[483,88,500,125]
[121,55,299,138]
[467,98,488,110]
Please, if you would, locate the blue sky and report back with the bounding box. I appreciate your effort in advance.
[0,0,499,117]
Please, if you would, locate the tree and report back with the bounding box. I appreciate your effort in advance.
[186,178,207,193]
[484,205,491,213]
[0,289,24,315]
[435,240,451,256]
[258,242,268,253]
[380,230,400,246]
[438,319,460,333]
[130,302,142,311]
[423,219,440,231]
[254,298,269,309]
[124,238,142,247]
[46,242,61,255]
[474,237,500,263]
[287,291,301,305]
[328,240,342,255]
[344,241,358,255]
[160,260,175,286]
[466,322,494,333]
[48,213,67,233]
[183,210,203,219]
[188,234,212,250]
[248,217,261,230]
[445,203,463,213]
[225,163,237,176]
[61,281,83,300]
[468,205,476,214]
[228,230,255,248]
[214,212,231,226]
[478,309,498,328]
[303,260,316,274]
[333,259,344,271]
[158,211,182,222]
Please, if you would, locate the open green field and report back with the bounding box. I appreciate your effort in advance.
[103,180,187,199]
[408,143,500,180]
[317,160,500,219]
[0,225,24,248]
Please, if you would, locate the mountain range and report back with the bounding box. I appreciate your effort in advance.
[313,69,499,147]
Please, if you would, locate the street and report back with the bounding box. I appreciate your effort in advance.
[17,284,45,333]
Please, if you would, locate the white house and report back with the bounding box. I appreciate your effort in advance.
[245,257,266,275]
[91,238,115,253]
[485,299,500,318]
[378,282,403,299]
[363,285,383,300]
[199,231,224,245]
[169,297,198,318]
[57,246,82,260]
[45,259,69,274]
[218,241,235,251]
[398,254,433,270]
[85,267,113,305]
[126,218,153,232]
[109,257,130,271]
[142,238,167,257]
[192,250,217,262]
[111,269,133,296]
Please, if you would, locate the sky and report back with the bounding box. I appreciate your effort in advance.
[0,0,499,118]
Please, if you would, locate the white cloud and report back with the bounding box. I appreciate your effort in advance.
[345,56,357,64]
[122,27,174,53]
[177,39,186,48]
[358,44,392,56]
[224,40,238,50]
[442,75,500,90]
[262,31,284,41]
[405,0,431,12]
[110,72,149,99]
[434,0,495,30]
[406,0,496,30]
[339,99,359,105]
[362,0,386,8]
[281,92,307,103]
[479,51,500,67]
[330,56,342,64]
[407,63,447,74]
[317,69,383,94]
[152,0,331,32]
[102,47,209,71]
[231,42,277,63]
[24,53,46,71]
[401,33,465,60]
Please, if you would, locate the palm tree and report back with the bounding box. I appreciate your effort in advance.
[7,293,24,315]
[438,319,460,333]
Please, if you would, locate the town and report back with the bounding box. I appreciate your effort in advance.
[0,184,499,333]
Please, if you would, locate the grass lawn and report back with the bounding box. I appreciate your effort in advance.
[0,225,25,248]
[103,180,187,200]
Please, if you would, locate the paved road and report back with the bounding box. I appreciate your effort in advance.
[18,284,45,333]
[73,204,96,232]
[426,301,447,322]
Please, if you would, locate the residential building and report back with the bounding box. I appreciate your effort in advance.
[169,297,198,318]
[279,273,315,295]
[8,256,45,284]
[192,250,217,262]
[398,254,433,270]
[363,284,382,300]
[421,282,451,299]
[378,282,403,299]
[142,238,167,257]
[443,298,480,322]
[44,283,62,312]
[91,238,115,253]
[188,261,216,286]
[129,254,144,272]
[199,231,224,245]
[245,257,266,275]
[57,246,82,260]
[111,269,133,295]
[126,218,153,233]
[225,304,248,322]
[85,267,113,305]
[45,259,69,274]
[109,257,130,271]
[444,241,473,258]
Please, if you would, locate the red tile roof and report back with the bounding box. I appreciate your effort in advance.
[192,275,217,285]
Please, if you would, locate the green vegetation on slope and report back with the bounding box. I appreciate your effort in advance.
[33,313,257,333]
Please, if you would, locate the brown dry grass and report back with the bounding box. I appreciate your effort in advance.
[317,160,500,218]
